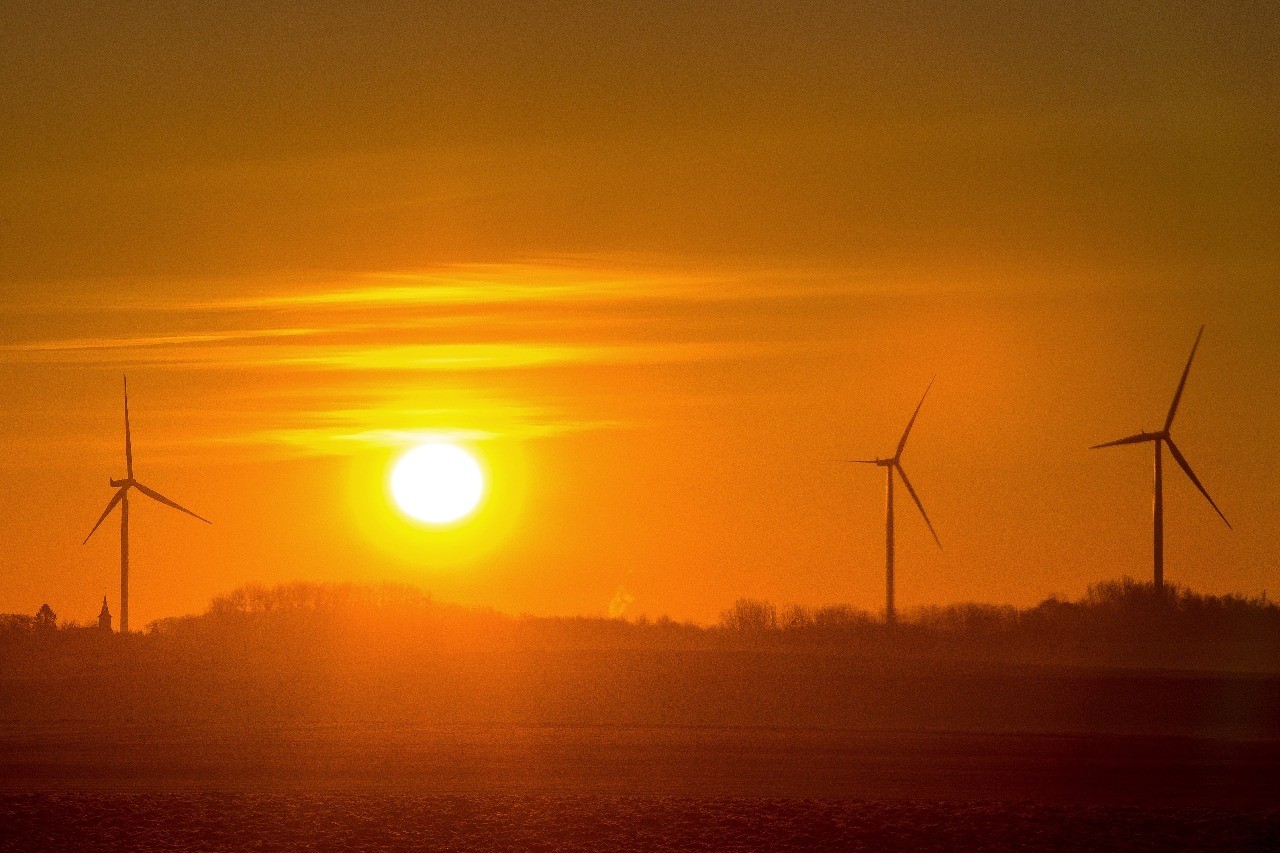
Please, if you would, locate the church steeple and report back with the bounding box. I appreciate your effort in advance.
[98,597,112,632]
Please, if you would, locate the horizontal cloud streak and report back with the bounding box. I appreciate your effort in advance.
[0,338,768,372]
[219,395,628,456]
[188,259,831,307]
[0,327,319,353]
[0,260,820,457]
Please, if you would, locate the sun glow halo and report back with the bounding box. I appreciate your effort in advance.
[390,443,485,524]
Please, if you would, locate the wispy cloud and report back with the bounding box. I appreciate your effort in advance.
[0,260,826,456]
[0,315,774,373]
[0,327,319,354]
[246,342,621,371]
[246,340,768,372]
[186,261,776,312]
[223,397,628,456]
[238,422,626,455]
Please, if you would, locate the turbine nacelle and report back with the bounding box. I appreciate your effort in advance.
[846,458,896,467]
[109,478,134,488]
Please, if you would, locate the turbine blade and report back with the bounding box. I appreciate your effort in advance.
[1090,432,1154,450]
[895,378,934,459]
[895,463,941,548]
[124,375,134,479]
[83,488,126,544]
[133,482,212,525]
[1165,438,1231,530]
[1165,326,1204,431]
[839,459,881,464]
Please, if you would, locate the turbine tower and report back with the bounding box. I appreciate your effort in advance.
[84,377,211,633]
[842,380,942,625]
[1090,326,1230,592]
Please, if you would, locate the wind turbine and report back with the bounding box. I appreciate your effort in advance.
[842,380,942,625]
[84,377,211,633]
[1090,326,1230,592]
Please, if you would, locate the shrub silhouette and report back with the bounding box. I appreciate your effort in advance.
[719,598,777,634]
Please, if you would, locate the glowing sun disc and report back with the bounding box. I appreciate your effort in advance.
[390,443,485,524]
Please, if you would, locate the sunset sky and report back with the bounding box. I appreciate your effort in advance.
[2,2,1278,626]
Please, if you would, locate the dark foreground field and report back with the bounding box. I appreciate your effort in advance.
[2,723,1279,850]
[4,791,1279,852]
[3,723,1280,806]
[2,674,1280,849]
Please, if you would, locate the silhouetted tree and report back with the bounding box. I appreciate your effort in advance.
[0,614,34,637]
[34,604,56,632]
[720,598,777,634]
[782,605,812,631]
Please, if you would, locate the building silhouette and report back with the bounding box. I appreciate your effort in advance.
[98,597,112,632]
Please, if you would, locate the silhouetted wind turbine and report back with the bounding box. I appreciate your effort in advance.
[83,377,210,633]
[842,380,942,625]
[1090,326,1230,592]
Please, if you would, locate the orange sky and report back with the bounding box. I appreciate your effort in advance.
[2,3,1278,625]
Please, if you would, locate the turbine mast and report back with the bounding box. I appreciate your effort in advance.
[122,375,131,634]
[885,465,895,625]
[1154,439,1164,593]
[120,489,130,634]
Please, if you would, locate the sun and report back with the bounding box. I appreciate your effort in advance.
[390,443,485,524]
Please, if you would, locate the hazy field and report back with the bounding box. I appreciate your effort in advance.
[4,587,1279,848]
